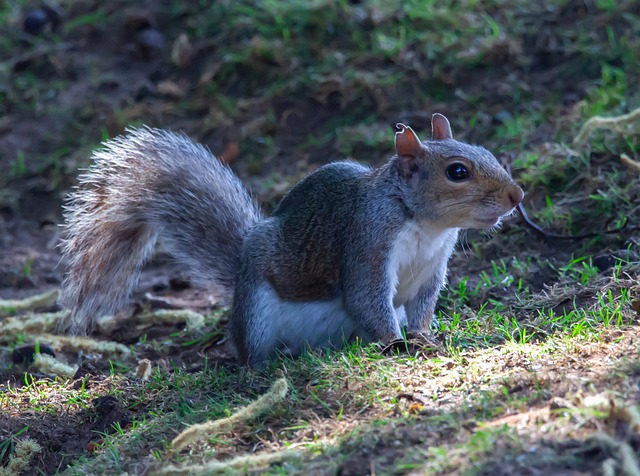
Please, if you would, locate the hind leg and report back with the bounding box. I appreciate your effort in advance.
[229,280,354,366]
[228,277,279,367]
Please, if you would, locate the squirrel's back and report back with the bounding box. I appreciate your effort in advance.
[274,161,370,216]
[256,161,371,301]
[60,127,262,333]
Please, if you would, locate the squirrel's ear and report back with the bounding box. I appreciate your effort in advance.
[395,123,422,158]
[431,113,453,140]
[395,123,422,179]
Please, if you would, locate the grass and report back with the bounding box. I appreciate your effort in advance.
[4,313,635,475]
[1,0,640,474]
[3,0,640,183]
[2,257,638,474]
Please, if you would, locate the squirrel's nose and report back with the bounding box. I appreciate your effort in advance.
[506,185,524,208]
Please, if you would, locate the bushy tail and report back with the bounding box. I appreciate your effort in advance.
[59,127,263,333]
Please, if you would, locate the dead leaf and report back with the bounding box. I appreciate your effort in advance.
[86,440,102,453]
[198,62,221,86]
[171,33,193,68]
[157,80,185,99]
[135,359,152,381]
[219,142,240,164]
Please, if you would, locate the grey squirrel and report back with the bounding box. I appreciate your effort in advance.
[59,113,524,366]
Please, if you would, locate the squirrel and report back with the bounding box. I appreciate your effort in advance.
[59,113,524,367]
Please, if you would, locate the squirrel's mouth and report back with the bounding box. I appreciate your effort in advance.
[473,214,503,228]
[474,206,518,228]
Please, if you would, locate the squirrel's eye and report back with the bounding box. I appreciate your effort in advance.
[446,163,469,181]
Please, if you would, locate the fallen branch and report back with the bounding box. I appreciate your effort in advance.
[32,354,78,379]
[137,309,206,331]
[43,334,132,358]
[573,107,640,146]
[591,432,640,476]
[581,394,640,476]
[0,289,59,318]
[0,310,67,334]
[153,449,302,475]
[620,153,640,171]
[172,378,289,450]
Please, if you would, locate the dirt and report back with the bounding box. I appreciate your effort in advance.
[0,378,133,473]
[324,327,640,475]
[1,1,639,475]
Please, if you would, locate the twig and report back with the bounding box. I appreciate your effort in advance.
[573,107,640,146]
[153,449,302,475]
[33,354,78,378]
[0,289,59,318]
[504,164,639,240]
[620,153,640,171]
[172,378,289,450]
[516,201,639,240]
[0,310,67,334]
[137,309,205,331]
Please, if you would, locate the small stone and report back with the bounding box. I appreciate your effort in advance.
[12,344,56,365]
[23,9,50,36]
[592,250,637,272]
[135,28,165,59]
[72,362,104,389]
[92,395,119,415]
[493,111,513,125]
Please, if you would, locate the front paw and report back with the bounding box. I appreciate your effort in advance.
[430,313,439,330]
[380,330,440,357]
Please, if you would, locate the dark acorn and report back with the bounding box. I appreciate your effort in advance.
[23,9,50,35]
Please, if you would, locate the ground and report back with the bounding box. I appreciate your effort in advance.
[0,0,639,475]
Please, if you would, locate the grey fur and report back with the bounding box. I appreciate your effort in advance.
[60,118,523,366]
[404,262,449,331]
[59,127,262,333]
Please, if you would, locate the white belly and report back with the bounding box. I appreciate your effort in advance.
[257,284,355,356]
[388,221,458,307]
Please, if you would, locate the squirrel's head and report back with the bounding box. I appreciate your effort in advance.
[394,113,524,229]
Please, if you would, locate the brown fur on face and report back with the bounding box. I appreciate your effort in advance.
[393,120,523,229]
